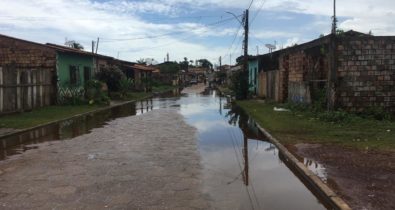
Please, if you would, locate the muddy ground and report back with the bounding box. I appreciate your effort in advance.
[291,144,395,210]
[0,107,211,209]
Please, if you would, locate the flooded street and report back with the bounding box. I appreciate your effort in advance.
[0,84,327,209]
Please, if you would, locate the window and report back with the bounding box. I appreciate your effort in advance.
[69,65,78,85]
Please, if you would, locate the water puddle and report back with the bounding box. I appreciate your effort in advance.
[0,87,329,209]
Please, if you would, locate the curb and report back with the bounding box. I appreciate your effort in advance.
[0,88,177,141]
[254,123,352,210]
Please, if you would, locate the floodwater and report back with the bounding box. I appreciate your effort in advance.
[0,87,328,209]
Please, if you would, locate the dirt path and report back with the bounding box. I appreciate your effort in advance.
[293,144,395,210]
[182,83,207,94]
[0,109,211,209]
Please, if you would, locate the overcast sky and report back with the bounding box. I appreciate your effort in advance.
[0,0,394,65]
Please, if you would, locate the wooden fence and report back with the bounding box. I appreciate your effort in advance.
[0,67,55,115]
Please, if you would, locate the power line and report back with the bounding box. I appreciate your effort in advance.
[248,0,255,10]
[250,0,268,25]
[112,15,242,53]
[101,15,241,42]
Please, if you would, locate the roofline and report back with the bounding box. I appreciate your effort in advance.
[0,33,55,50]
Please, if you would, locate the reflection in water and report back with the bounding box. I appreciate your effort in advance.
[0,88,328,210]
[178,90,327,210]
[304,158,328,183]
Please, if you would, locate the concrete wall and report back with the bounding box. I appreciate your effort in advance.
[336,36,395,112]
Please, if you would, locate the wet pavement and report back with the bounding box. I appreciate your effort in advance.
[0,84,328,209]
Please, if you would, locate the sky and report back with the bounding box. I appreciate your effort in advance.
[0,0,394,65]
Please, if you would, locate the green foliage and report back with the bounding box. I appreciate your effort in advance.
[118,78,134,98]
[197,59,213,69]
[336,29,345,35]
[84,80,110,105]
[95,67,126,92]
[158,62,180,74]
[229,70,249,99]
[360,106,392,121]
[237,100,395,151]
[317,110,352,123]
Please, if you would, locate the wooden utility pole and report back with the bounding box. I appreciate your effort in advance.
[241,9,249,99]
[95,37,99,54]
[219,56,222,70]
[327,0,337,110]
[243,9,249,73]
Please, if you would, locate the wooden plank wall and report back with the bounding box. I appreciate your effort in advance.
[0,67,54,115]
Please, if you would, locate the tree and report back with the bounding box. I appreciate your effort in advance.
[157,61,180,74]
[197,59,213,69]
[136,58,147,64]
[66,40,84,50]
[180,57,189,70]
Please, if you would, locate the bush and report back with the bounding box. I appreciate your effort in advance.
[95,67,126,92]
[84,79,110,105]
[359,106,392,121]
[317,110,352,123]
[119,78,134,98]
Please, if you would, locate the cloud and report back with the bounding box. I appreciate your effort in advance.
[0,0,393,65]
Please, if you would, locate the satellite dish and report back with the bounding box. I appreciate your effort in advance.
[265,44,276,53]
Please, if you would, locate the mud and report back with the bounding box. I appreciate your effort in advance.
[0,109,210,209]
[293,144,395,210]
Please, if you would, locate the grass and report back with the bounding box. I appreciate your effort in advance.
[237,100,395,151]
[0,91,153,130]
[0,105,103,129]
[152,85,176,92]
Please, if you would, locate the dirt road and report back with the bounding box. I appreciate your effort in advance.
[0,108,211,209]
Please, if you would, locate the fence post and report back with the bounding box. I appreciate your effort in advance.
[16,70,21,111]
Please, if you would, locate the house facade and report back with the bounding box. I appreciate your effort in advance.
[0,34,57,114]
[250,31,395,112]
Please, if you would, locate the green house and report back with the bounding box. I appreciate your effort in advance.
[47,44,94,89]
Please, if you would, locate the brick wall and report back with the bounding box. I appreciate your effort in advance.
[283,48,328,104]
[278,54,289,102]
[0,35,56,69]
[337,37,395,112]
[0,35,57,114]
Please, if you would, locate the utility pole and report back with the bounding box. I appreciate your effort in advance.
[219,56,222,70]
[256,46,259,55]
[332,0,337,34]
[95,37,99,54]
[226,9,249,99]
[327,0,337,110]
[242,9,249,99]
[91,41,95,53]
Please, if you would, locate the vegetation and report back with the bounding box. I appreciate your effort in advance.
[157,61,180,74]
[0,105,102,129]
[96,66,126,92]
[197,59,213,69]
[237,100,395,151]
[84,80,110,105]
[229,70,249,99]
[118,78,134,98]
